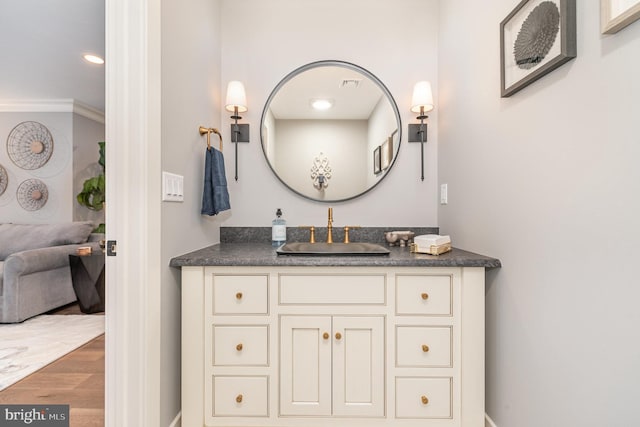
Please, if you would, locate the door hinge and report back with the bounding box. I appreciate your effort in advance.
[107,240,117,256]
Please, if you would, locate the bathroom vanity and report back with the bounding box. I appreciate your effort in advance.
[171,239,500,427]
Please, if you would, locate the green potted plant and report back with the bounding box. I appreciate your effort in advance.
[77,141,105,233]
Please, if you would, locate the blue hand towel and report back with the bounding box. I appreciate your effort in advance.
[201,147,231,215]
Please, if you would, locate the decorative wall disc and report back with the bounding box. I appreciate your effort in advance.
[16,179,49,211]
[7,121,54,170]
[0,164,8,196]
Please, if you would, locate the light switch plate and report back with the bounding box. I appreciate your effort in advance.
[162,171,184,202]
[440,183,448,205]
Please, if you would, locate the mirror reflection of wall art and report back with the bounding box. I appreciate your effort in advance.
[16,178,49,211]
[381,136,394,171]
[373,146,382,175]
[500,0,576,97]
[0,164,8,196]
[310,152,332,190]
[601,0,640,34]
[6,121,55,170]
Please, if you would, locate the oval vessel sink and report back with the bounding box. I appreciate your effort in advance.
[277,242,390,256]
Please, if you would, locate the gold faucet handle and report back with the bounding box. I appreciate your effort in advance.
[343,226,361,243]
[298,226,316,243]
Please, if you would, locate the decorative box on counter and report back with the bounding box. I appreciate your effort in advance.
[410,234,452,255]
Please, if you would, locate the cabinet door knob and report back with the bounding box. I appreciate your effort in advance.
[421,395,429,405]
[236,394,243,403]
[235,292,243,300]
[335,332,342,340]
[236,343,243,351]
[421,292,429,300]
[422,344,430,352]
[323,332,330,340]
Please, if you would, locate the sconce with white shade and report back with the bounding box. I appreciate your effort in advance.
[225,80,250,181]
[408,81,434,181]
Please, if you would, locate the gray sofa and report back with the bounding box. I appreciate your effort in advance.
[0,221,104,323]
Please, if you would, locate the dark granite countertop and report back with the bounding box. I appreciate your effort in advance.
[169,243,500,268]
[169,227,501,268]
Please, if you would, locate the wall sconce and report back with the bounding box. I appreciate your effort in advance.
[408,81,434,181]
[225,80,250,181]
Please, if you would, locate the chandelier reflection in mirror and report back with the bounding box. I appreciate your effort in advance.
[310,152,332,191]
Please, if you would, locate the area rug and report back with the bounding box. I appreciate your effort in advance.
[0,314,105,391]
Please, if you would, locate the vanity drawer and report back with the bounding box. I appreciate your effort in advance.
[396,326,452,367]
[213,325,268,366]
[395,377,452,419]
[213,376,268,417]
[396,275,452,315]
[279,274,385,304]
[212,274,268,314]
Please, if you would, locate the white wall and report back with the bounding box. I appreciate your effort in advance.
[160,0,223,425]
[220,0,440,227]
[438,1,640,426]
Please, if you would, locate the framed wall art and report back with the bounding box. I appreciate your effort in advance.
[500,0,576,97]
[601,0,640,34]
[373,146,381,175]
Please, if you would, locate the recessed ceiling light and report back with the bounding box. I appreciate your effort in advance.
[311,99,333,111]
[83,54,105,65]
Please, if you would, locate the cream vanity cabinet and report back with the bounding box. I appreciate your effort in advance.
[181,265,487,427]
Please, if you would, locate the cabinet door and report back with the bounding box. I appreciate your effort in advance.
[280,316,332,416]
[333,316,385,417]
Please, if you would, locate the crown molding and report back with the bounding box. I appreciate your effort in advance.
[0,99,105,124]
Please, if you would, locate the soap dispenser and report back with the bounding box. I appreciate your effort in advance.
[272,208,287,247]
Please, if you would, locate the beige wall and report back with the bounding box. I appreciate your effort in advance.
[438,1,640,425]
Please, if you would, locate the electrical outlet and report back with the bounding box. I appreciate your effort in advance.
[440,183,448,205]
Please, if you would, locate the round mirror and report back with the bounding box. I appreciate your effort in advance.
[261,60,401,202]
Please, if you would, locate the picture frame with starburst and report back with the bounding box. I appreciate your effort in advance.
[500,0,576,97]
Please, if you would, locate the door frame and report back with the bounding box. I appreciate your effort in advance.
[105,0,162,425]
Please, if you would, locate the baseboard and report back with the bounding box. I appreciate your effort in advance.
[169,411,181,427]
[486,413,498,427]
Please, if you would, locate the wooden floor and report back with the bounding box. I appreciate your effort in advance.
[0,304,105,426]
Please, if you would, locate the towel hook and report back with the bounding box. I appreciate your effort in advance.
[199,126,223,152]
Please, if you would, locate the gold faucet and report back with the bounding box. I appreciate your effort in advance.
[327,207,333,243]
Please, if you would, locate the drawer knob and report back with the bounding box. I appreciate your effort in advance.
[323,332,330,340]
[421,292,429,300]
[335,332,342,340]
[421,395,429,405]
[235,292,243,300]
[236,343,243,351]
[236,394,243,403]
[422,344,430,353]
